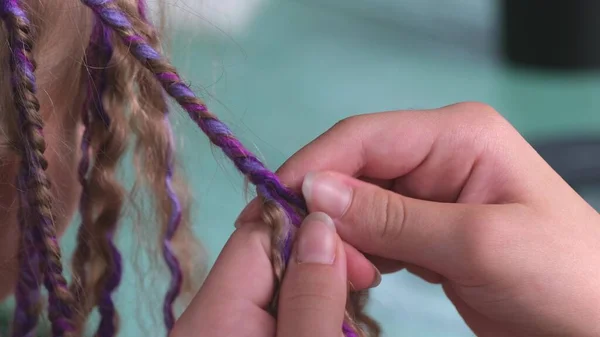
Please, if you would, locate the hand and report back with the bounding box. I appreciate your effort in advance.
[170,211,368,337]
[265,102,600,336]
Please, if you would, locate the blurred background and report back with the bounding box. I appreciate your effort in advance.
[134,0,600,336]
[4,1,600,336]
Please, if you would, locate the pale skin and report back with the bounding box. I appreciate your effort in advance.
[172,102,600,337]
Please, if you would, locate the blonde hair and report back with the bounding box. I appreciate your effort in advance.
[1,0,204,335]
[1,0,378,336]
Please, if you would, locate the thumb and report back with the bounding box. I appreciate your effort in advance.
[277,212,348,337]
[302,171,488,276]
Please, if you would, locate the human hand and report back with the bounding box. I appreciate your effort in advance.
[241,102,600,336]
[170,211,369,337]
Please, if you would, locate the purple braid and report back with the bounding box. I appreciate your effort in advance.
[80,0,305,254]
[1,5,42,337]
[81,0,358,335]
[86,20,124,337]
[2,0,76,336]
[71,19,99,310]
[71,16,122,337]
[136,0,185,330]
[12,173,42,337]
[161,115,184,330]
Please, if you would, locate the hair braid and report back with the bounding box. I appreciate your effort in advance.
[135,1,185,329]
[81,0,375,335]
[1,0,76,336]
[11,173,43,337]
[70,15,124,336]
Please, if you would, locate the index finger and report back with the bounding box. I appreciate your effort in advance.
[276,109,439,188]
[171,223,275,337]
[276,102,500,190]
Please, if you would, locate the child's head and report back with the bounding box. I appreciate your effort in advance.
[0,0,91,301]
[1,1,202,335]
[0,1,376,336]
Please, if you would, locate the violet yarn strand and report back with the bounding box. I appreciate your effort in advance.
[72,16,107,307]
[88,21,123,337]
[1,4,43,336]
[81,0,358,335]
[161,115,184,330]
[78,18,123,337]
[12,173,42,337]
[136,1,185,330]
[2,0,75,335]
[82,0,305,265]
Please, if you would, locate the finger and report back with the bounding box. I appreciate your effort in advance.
[277,212,348,337]
[236,198,380,290]
[442,283,508,335]
[276,108,440,187]
[344,242,381,289]
[276,103,539,204]
[171,222,275,337]
[405,264,443,284]
[302,171,500,277]
[365,254,405,274]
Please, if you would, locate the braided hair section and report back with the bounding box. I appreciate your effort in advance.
[70,14,123,337]
[1,0,76,336]
[80,0,374,335]
[135,1,185,330]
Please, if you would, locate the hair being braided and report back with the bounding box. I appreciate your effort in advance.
[81,0,379,335]
[1,0,76,336]
[71,1,203,336]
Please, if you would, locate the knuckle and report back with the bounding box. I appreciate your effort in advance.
[369,190,406,243]
[458,102,508,133]
[331,115,362,132]
[280,284,337,312]
[446,102,512,152]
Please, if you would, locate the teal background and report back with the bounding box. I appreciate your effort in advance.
[4,1,600,336]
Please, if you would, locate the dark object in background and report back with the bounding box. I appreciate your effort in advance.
[502,0,600,70]
[532,138,600,188]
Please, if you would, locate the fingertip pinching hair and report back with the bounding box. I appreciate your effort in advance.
[80,0,373,335]
[3,0,379,335]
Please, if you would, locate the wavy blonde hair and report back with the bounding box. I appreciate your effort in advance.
[1,1,378,336]
[0,0,204,335]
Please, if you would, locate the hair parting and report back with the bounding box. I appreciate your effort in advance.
[80,0,375,335]
[1,0,76,336]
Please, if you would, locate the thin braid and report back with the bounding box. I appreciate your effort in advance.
[81,0,305,249]
[161,114,184,330]
[1,0,76,336]
[135,1,185,330]
[71,15,123,336]
[12,173,43,337]
[1,5,43,337]
[87,21,124,337]
[70,16,106,323]
[82,0,363,335]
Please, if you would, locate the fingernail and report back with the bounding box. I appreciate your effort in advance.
[302,172,352,218]
[296,212,337,265]
[235,198,260,228]
[370,264,382,288]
